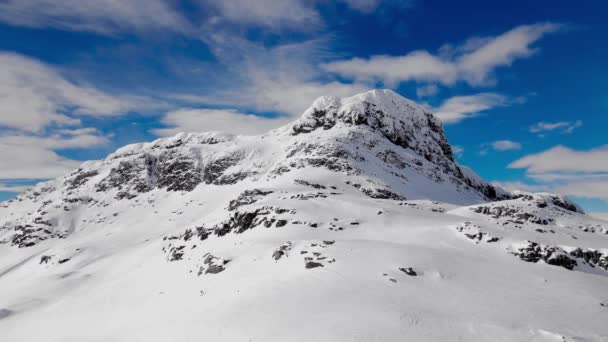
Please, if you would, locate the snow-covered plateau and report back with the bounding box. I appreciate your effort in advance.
[1,89,607,341]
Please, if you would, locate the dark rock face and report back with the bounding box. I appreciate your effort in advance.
[292,101,454,167]
[96,155,155,199]
[200,253,229,275]
[40,255,53,264]
[66,170,99,191]
[305,261,324,269]
[455,223,500,243]
[399,267,417,276]
[288,93,505,202]
[3,223,67,248]
[95,149,204,199]
[166,245,185,261]
[462,178,500,201]
[164,226,210,243]
[228,189,274,211]
[471,205,553,226]
[360,188,405,200]
[156,150,202,191]
[511,241,608,271]
[216,211,261,236]
[284,142,358,175]
[550,197,583,213]
[512,193,584,214]
[203,154,243,185]
[294,180,326,189]
[569,248,608,270]
[214,207,293,236]
[273,242,293,261]
[289,192,328,200]
[469,195,604,235]
[0,308,13,320]
[376,150,407,169]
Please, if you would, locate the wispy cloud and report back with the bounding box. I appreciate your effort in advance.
[174,35,368,117]
[505,145,608,201]
[200,0,321,31]
[0,52,132,180]
[509,145,608,174]
[0,182,34,193]
[529,120,583,135]
[452,145,464,158]
[322,23,561,87]
[491,140,522,151]
[0,128,109,179]
[497,178,608,201]
[152,108,291,136]
[323,51,458,87]
[0,52,149,133]
[552,179,608,200]
[0,0,412,36]
[342,0,413,13]
[491,181,548,194]
[416,84,439,98]
[0,0,191,35]
[430,93,509,123]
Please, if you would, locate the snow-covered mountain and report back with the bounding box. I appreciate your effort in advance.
[1,89,607,341]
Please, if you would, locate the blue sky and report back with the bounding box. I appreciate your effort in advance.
[0,0,606,213]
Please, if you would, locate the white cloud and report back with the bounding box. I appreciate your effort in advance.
[431,93,509,123]
[509,145,608,174]
[0,133,108,150]
[0,52,143,133]
[504,145,608,204]
[492,140,522,151]
[529,120,582,135]
[0,143,81,179]
[552,180,608,200]
[496,177,608,201]
[178,34,369,118]
[232,76,369,117]
[456,23,560,85]
[416,84,439,98]
[493,178,608,201]
[322,23,561,87]
[56,127,100,136]
[452,145,464,157]
[323,51,458,86]
[341,0,413,12]
[173,78,367,119]
[202,0,321,30]
[0,0,411,35]
[152,108,291,136]
[526,172,608,183]
[0,129,109,179]
[0,182,33,193]
[342,0,385,12]
[0,0,322,36]
[0,0,189,35]
[491,181,548,194]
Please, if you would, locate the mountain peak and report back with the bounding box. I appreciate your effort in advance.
[298,89,432,127]
[292,88,453,163]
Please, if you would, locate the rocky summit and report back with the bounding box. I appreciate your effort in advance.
[1,90,607,342]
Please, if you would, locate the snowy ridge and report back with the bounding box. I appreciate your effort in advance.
[0,90,607,341]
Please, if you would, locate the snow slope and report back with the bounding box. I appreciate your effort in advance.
[0,89,606,342]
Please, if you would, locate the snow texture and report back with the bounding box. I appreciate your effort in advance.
[0,89,606,342]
